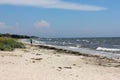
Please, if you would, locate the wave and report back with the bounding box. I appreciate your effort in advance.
[82,40,89,43]
[96,47,120,52]
[68,46,79,49]
[21,39,120,60]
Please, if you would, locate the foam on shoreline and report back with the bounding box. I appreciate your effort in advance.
[20,39,120,62]
[96,47,120,52]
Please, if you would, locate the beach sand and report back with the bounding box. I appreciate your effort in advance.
[0,44,120,80]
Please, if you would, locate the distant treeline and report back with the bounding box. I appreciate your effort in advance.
[0,33,38,39]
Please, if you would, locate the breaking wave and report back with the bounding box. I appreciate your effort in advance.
[96,47,120,52]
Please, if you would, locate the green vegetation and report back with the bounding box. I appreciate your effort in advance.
[0,37,25,51]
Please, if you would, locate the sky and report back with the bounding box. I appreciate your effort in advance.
[0,0,120,38]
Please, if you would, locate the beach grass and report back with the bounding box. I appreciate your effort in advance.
[0,37,25,51]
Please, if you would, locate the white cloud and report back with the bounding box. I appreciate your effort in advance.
[0,0,107,11]
[34,20,50,28]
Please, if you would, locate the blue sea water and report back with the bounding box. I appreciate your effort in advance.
[27,37,120,60]
[39,37,120,52]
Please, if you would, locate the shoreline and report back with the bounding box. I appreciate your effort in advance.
[26,43,120,67]
[23,42,120,64]
[20,39,120,62]
[0,43,120,80]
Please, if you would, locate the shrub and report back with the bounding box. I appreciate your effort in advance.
[0,37,25,51]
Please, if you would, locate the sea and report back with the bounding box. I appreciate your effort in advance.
[27,37,120,60]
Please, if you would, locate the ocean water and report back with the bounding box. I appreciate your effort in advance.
[32,37,120,59]
[39,38,120,52]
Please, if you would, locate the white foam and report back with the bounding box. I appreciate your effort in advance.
[68,46,78,49]
[76,39,80,41]
[82,40,89,43]
[96,47,120,52]
[76,45,81,48]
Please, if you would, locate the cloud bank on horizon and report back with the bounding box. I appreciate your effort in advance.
[0,22,22,34]
[0,0,107,11]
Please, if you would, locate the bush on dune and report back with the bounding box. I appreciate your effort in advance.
[0,37,25,51]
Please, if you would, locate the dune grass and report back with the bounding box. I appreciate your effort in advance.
[0,37,25,51]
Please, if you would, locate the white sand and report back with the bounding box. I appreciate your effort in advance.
[0,45,120,80]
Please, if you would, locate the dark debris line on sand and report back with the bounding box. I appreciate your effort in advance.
[24,43,120,67]
[34,44,119,60]
[34,44,120,67]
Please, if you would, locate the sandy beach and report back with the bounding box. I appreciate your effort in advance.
[0,44,120,80]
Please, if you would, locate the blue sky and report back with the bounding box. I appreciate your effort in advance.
[0,0,120,38]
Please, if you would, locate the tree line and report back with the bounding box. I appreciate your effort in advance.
[0,33,38,39]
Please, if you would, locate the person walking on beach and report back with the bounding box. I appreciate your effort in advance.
[30,38,32,45]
